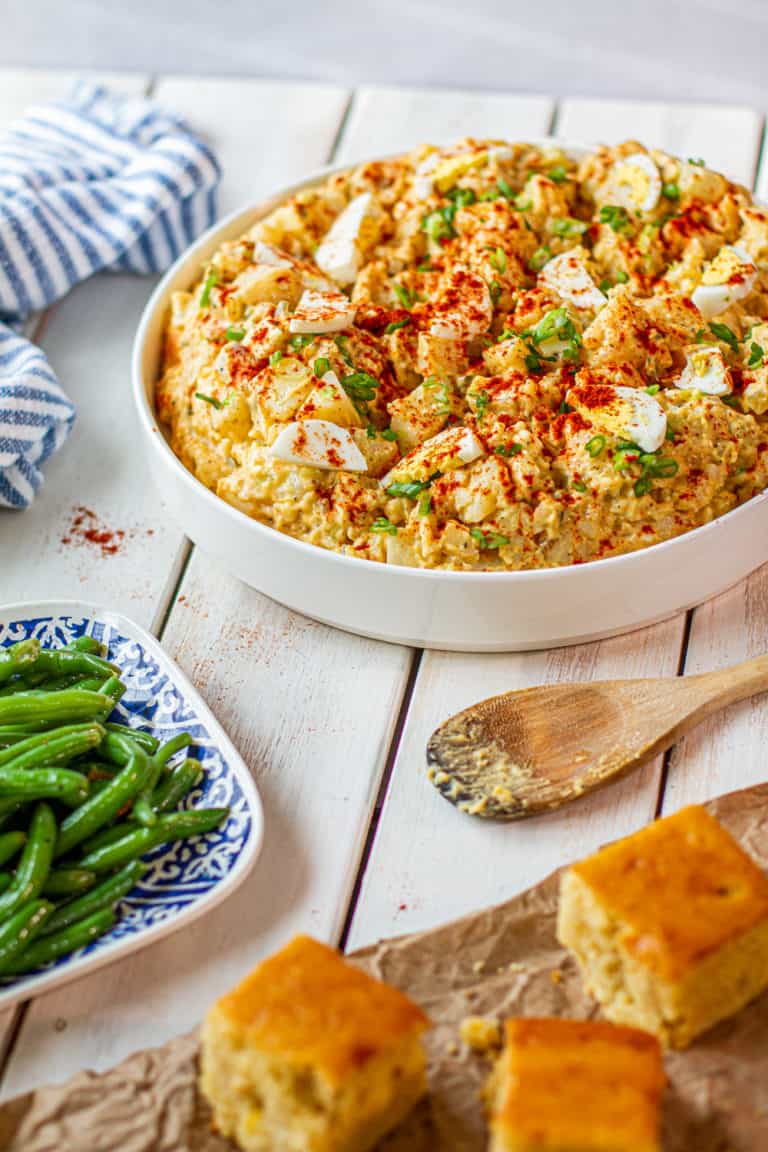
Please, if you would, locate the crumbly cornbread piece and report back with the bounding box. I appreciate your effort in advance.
[200,934,430,1152]
[557,804,768,1049]
[487,1017,664,1151]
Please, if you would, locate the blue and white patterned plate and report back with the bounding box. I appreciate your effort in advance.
[0,600,264,1007]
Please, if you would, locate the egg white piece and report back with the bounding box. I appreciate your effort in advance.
[568,383,667,453]
[269,419,367,472]
[429,267,493,340]
[252,240,292,268]
[382,425,485,488]
[612,152,662,214]
[289,289,356,334]
[412,152,440,200]
[314,193,380,287]
[692,245,757,319]
[677,345,732,395]
[539,251,607,311]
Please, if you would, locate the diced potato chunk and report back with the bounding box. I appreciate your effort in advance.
[388,381,452,450]
[296,372,363,427]
[234,264,303,307]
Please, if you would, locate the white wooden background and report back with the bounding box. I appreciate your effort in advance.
[0,69,767,1098]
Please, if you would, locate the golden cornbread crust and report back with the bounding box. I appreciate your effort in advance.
[557,805,768,1048]
[200,935,430,1152]
[488,1017,664,1151]
[158,139,768,573]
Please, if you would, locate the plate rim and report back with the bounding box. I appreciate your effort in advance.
[0,598,264,1009]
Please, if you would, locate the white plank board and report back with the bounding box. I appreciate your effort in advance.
[153,76,350,217]
[661,566,768,815]
[558,98,762,185]
[337,85,554,161]
[1,562,411,1092]
[347,95,764,950]
[0,68,147,123]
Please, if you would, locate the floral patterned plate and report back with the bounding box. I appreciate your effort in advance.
[0,601,264,1006]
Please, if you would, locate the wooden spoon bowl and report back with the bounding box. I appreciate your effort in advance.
[427,657,768,820]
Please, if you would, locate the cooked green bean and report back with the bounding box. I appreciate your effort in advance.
[65,636,105,656]
[55,742,151,859]
[0,723,104,771]
[5,907,116,974]
[0,765,89,807]
[22,649,119,682]
[42,861,145,937]
[132,736,193,827]
[0,689,113,728]
[42,869,97,897]
[0,831,25,868]
[79,808,229,872]
[152,758,203,814]
[0,804,56,919]
[0,640,40,685]
[98,676,125,704]
[81,821,139,856]
[0,900,54,975]
[104,723,159,754]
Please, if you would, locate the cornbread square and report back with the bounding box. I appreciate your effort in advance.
[557,804,768,1049]
[487,1017,664,1152]
[200,934,430,1152]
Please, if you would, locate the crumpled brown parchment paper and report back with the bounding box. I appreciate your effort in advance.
[2,783,768,1152]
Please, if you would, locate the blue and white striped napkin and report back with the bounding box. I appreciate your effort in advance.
[0,81,220,509]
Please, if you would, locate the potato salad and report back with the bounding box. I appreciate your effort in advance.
[157,139,768,570]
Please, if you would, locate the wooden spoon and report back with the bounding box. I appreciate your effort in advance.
[426,655,768,820]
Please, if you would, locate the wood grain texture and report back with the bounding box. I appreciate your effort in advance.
[346,93,765,950]
[337,86,554,162]
[662,569,768,813]
[153,76,350,217]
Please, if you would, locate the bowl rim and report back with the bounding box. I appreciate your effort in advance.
[132,138,768,587]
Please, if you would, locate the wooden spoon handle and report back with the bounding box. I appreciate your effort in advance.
[694,653,768,710]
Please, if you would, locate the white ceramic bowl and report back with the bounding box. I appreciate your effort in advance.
[132,146,768,652]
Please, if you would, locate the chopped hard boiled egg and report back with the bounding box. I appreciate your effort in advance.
[289,289,356,334]
[692,245,757,319]
[539,251,607,311]
[432,150,488,193]
[382,425,484,487]
[296,371,364,426]
[677,345,732,396]
[252,240,291,268]
[314,193,381,287]
[568,382,667,453]
[612,152,662,213]
[269,419,368,472]
[428,267,493,340]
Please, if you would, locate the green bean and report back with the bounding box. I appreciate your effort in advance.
[42,861,145,937]
[0,723,104,771]
[152,759,203,814]
[104,723,159,754]
[0,804,56,919]
[81,821,139,856]
[0,900,54,975]
[65,636,105,656]
[0,765,89,807]
[0,640,40,685]
[42,869,96,897]
[22,650,120,682]
[0,831,25,868]
[55,742,151,859]
[79,808,229,872]
[98,676,125,704]
[4,907,116,974]
[132,735,193,827]
[0,690,113,728]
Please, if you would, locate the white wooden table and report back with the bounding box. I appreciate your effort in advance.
[0,69,767,1098]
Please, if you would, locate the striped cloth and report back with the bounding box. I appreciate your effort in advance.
[0,82,220,509]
